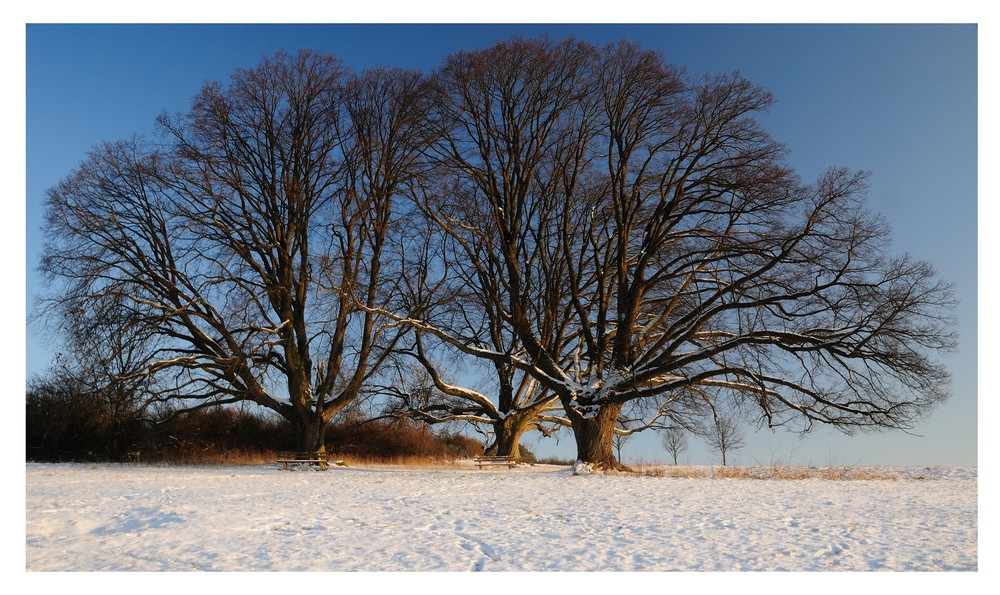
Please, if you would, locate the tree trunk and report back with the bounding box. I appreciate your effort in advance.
[294,413,327,454]
[486,415,529,462]
[569,401,627,471]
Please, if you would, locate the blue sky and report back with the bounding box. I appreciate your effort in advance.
[21,22,979,466]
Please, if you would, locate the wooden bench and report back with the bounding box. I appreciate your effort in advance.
[473,455,516,469]
[276,452,331,470]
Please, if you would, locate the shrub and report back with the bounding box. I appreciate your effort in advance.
[323,418,481,462]
[26,374,146,462]
[27,378,489,465]
[517,443,538,464]
[440,431,485,459]
[141,407,291,464]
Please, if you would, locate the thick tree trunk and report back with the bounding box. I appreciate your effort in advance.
[294,414,328,454]
[569,401,627,471]
[485,415,529,462]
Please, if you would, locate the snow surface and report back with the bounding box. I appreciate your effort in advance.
[25,462,977,573]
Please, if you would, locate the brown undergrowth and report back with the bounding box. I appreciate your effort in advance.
[120,449,484,468]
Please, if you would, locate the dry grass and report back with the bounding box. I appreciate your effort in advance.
[141,448,282,466]
[122,449,907,480]
[324,453,473,468]
[630,465,902,480]
[144,449,476,468]
[125,450,485,469]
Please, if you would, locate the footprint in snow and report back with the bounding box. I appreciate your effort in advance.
[456,530,500,565]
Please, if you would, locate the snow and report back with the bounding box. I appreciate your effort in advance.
[25,462,978,575]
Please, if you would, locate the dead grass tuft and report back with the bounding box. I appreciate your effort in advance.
[630,465,902,480]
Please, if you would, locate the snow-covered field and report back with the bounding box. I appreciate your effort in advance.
[25,462,977,573]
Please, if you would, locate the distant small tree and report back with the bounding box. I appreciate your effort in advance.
[661,426,688,465]
[612,423,634,464]
[705,416,745,466]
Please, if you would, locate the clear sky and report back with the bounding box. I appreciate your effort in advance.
[19,16,980,467]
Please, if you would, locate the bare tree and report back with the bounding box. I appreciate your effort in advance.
[365,39,590,461]
[704,416,746,466]
[406,36,623,463]
[39,52,432,453]
[407,37,956,470]
[661,426,688,465]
